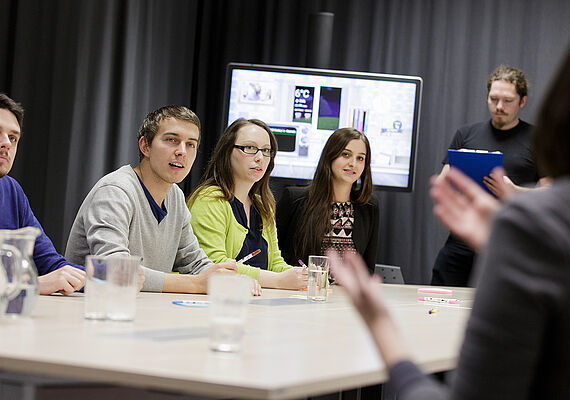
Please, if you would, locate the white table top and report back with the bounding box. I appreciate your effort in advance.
[0,285,474,399]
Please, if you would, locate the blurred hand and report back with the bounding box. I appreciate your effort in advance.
[38,265,86,295]
[277,266,308,290]
[329,251,414,368]
[431,167,501,251]
[483,167,516,201]
[327,250,387,326]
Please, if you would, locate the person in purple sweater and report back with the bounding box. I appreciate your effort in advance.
[0,93,85,295]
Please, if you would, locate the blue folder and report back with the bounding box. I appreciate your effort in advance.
[448,149,503,195]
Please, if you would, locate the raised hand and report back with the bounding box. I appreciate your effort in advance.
[431,167,501,251]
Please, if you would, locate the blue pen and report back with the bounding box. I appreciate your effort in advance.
[172,300,210,307]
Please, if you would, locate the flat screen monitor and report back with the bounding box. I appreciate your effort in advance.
[222,63,423,191]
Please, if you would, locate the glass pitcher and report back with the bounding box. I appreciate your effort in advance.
[0,231,24,316]
[0,227,40,317]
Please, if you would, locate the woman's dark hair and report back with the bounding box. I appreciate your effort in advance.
[293,128,373,263]
[534,47,570,178]
[188,118,278,224]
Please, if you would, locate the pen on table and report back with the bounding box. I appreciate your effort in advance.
[418,296,459,304]
[236,249,261,265]
[172,300,210,307]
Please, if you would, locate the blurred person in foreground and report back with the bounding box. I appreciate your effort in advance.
[329,47,570,399]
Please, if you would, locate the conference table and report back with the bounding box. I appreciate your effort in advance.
[0,284,474,399]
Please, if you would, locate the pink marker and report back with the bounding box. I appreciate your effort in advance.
[417,287,453,295]
[418,296,459,304]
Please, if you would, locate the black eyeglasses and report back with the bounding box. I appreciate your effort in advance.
[233,145,276,158]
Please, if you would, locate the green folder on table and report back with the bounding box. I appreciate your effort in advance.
[448,149,503,195]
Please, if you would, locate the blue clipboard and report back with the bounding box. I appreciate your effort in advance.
[448,149,503,194]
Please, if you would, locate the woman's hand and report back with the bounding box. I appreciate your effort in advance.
[250,277,262,296]
[276,267,308,290]
[258,267,307,290]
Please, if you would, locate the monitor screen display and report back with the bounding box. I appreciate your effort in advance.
[222,63,423,191]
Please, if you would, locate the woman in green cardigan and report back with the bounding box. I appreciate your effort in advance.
[187,118,307,290]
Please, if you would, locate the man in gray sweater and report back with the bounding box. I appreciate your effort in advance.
[65,105,236,293]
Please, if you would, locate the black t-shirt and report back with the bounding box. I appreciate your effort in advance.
[442,119,540,185]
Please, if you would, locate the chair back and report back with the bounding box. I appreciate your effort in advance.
[374,264,404,284]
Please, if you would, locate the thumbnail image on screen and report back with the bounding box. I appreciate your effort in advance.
[317,87,341,130]
[292,86,314,123]
[223,63,423,191]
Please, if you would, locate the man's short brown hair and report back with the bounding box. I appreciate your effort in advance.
[137,105,201,160]
[0,93,24,130]
[487,65,529,100]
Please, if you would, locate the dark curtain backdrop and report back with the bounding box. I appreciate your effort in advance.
[1,0,569,283]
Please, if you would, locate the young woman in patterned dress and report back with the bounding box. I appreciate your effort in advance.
[277,128,379,275]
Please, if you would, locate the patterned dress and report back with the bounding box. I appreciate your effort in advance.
[321,202,357,282]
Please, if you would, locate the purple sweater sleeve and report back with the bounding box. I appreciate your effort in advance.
[0,176,83,274]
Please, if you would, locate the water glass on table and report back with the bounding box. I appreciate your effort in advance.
[85,255,140,321]
[208,274,251,352]
[307,255,329,302]
[106,256,140,321]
